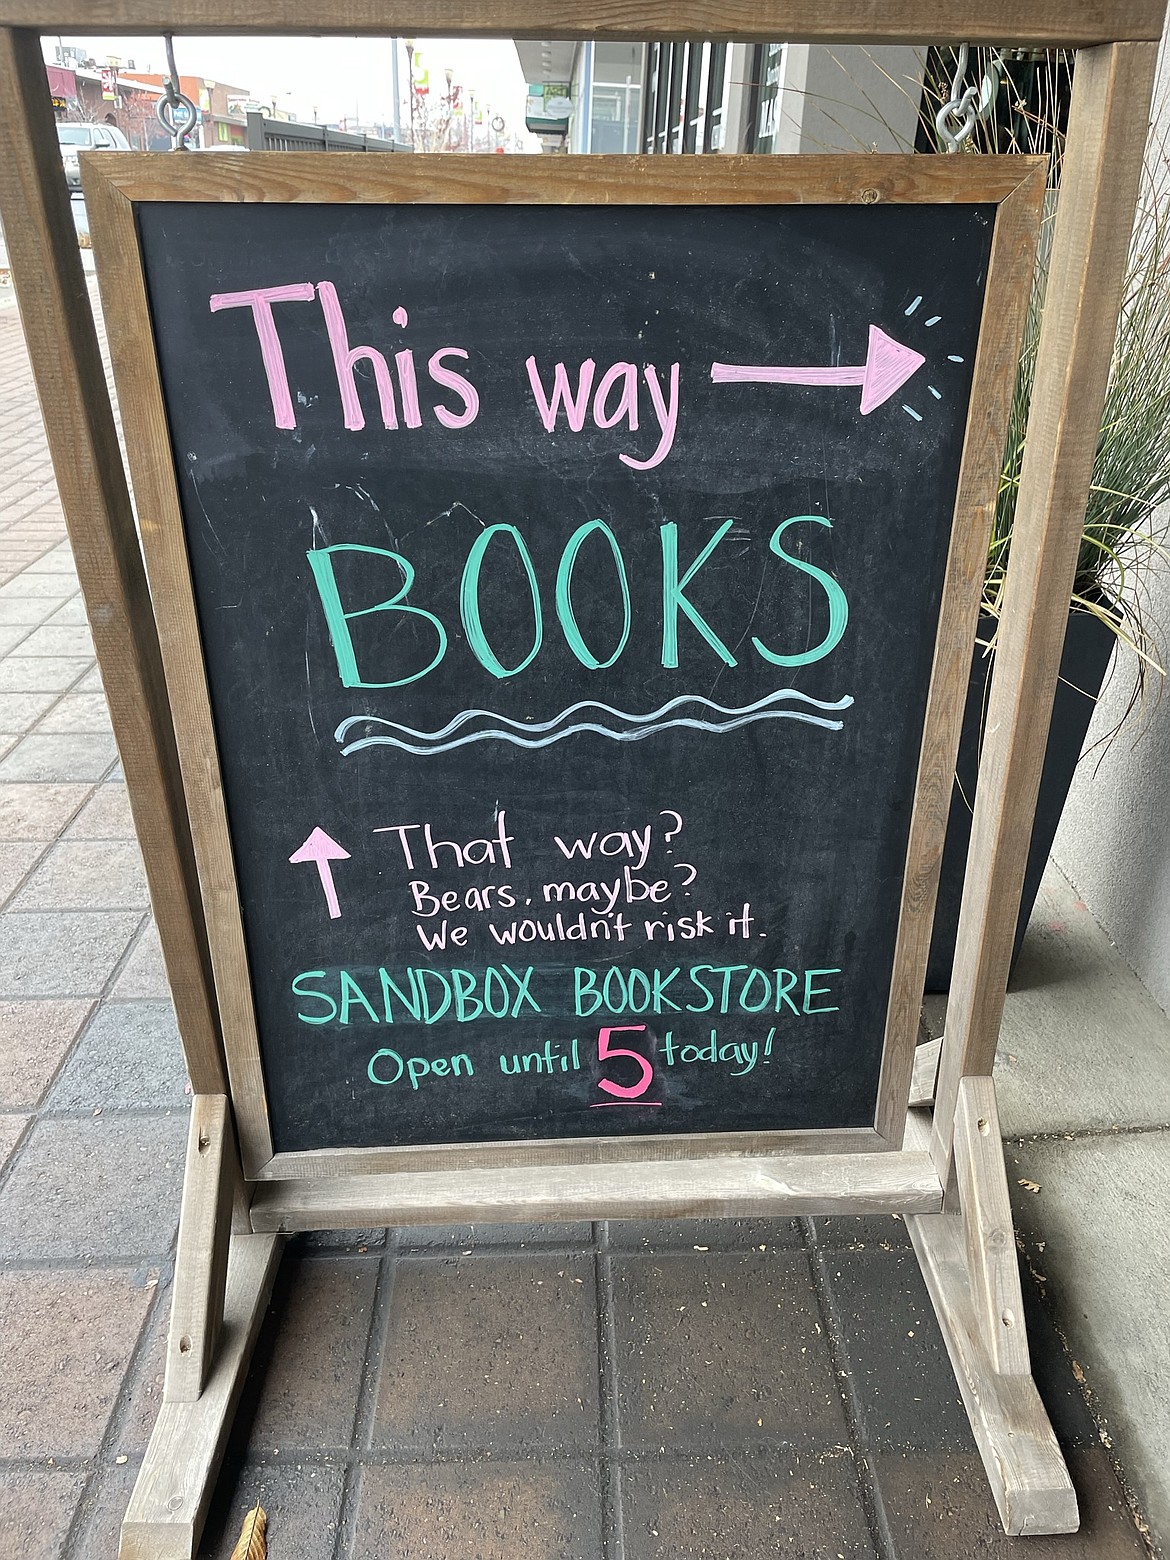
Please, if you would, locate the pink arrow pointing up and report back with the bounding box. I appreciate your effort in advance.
[711,325,926,414]
[289,827,351,920]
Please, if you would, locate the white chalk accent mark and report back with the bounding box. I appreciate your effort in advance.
[336,690,854,757]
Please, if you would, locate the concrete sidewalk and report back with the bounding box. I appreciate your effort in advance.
[0,288,1163,1560]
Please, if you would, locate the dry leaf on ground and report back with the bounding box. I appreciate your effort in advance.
[229,1502,267,1560]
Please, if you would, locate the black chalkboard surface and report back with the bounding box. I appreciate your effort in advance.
[135,192,993,1155]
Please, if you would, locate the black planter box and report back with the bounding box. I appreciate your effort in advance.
[925,605,1118,992]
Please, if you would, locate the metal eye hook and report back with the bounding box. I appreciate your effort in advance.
[157,33,199,151]
[936,45,1003,153]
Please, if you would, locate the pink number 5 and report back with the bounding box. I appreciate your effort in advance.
[596,1024,654,1099]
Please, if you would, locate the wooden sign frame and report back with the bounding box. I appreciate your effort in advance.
[0,8,1160,1558]
[86,151,1042,1190]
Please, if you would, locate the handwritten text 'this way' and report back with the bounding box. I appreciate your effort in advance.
[207,283,679,469]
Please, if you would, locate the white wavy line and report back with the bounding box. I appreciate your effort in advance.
[338,699,854,756]
[335,688,852,748]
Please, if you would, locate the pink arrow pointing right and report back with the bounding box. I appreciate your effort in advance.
[289,827,351,920]
[711,324,926,414]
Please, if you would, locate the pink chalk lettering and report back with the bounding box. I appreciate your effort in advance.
[316,280,399,431]
[593,362,639,430]
[596,1023,654,1100]
[526,356,596,432]
[208,282,315,430]
[428,349,480,429]
[590,1100,664,1107]
[395,349,423,428]
[621,363,680,471]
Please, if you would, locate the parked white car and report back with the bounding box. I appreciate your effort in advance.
[56,122,131,193]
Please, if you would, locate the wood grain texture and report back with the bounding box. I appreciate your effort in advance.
[164,1096,235,1404]
[933,43,1160,1185]
[120,1230,283,1560]
[875,163,1046,1145]
[909,1037,941,1109]
[908,1195,1078,1534]
[87,150,1043,209]
[82,162,275,1176]
[260,1127,885,1183]
[0,30,226,1096]
[0,1,1162,44]
[953,1075,1029,1376]
[247,1148,944,1230]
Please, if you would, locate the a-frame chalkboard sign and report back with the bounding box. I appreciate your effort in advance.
[0,6,1161,1558]
[93,154,1043,1182]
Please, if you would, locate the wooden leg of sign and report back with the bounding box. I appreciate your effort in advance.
[164,1096,240,1403]
[120,1227,282,1560]
[907,1078,1077,1536]
[122,1099,278,1559]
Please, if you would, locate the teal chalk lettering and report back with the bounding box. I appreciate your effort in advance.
[502,964,541,1015]
[602,967,629,1012]
[651,967,682,1011]
[660,520,737,668]
[452,968,483,1022]
[369,1046,473,1087]
[680,1032,717,1064]
[460,524,542,679]
[414,968,453,1023]
[483,967,512,1018]
[803,968,841,1014]
[556,519,631,669]
[752,515,848,667]
[406,1055,432,1088]
[292,970,337,1025]
[379,967,422,1023]
[684,965,716,1014]
[368,1048,404,1085]
[626,968,652,1013]
[728,1040,759,1075]
[738,968,773,1014]
[499,1041,573,1076]
[575,967,601,1016]
[339,970,379,1025]
[307,544,447,688]
[775,969,801,1015]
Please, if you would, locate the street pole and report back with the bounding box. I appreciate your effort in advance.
[405,39,416,150]
[390,37,401,145]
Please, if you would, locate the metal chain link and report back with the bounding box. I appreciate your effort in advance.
[156,33,199,151]
[935,45,1003,152]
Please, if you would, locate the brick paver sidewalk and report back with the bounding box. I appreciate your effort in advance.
[0,291,1153,1559]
